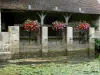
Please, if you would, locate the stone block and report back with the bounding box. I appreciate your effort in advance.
[0,52,11,60]
[8,26,19,54]
[66,27,73,51]
[42,27,48,55]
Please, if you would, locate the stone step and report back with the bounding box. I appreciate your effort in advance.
[0,52,11,60]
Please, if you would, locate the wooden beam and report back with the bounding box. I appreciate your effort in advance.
[37,12,47,25]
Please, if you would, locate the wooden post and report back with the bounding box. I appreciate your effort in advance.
[63,13,73,55]
[37,12,46,45]
[37,12,47,25]
[62,29,66,53]
[37,12,48,56]
[37,28,40,45]
[63,13,72,25]
[29,31,31,44]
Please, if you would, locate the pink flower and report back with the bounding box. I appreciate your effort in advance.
[52,21,65,31]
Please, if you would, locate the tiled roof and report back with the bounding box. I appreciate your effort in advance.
[0,0,100,14]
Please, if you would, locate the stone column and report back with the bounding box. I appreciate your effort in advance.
[8,26,19,58]
[95,16,100,38]
[67,27,73,51]
[98,16,100,31]
[37,12,48,56]
[0,10,1,32]
[42,26,48,56]
[89,27,95,58]
[66,27,74,60]
[37,12,46,48]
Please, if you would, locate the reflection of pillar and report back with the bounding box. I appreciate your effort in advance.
[42,27,48,56]
[0,10,1,32]
[89,27,95,58]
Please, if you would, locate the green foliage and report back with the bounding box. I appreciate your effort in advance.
[98,55,100,61]
[0,61,100,75]
[95,38,100,50]
[90,24,95,27]
[0,65,21,75]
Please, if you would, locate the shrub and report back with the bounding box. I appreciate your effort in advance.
[95,38,100,50]
[98,55,100,61]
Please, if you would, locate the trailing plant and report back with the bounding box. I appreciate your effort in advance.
[52,21,65,31]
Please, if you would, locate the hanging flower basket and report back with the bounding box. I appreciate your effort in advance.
[77,21,90,43]
[77,21,90,35]
[23,19,40,44]
[77,21,90,32]
[24,19,40,32]
[52,21,65,31]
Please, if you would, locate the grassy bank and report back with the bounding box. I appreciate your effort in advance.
[0,59,100,75]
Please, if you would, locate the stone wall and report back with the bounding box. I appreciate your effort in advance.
[0,23,96,59]
[0,32,10,51]
[0,18,11,59]
[8,26,19,58]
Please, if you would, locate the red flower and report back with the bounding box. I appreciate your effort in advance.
[24,19,40,32]
[77,22,90,31]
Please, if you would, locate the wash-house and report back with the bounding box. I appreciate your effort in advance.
[0,0,100,59]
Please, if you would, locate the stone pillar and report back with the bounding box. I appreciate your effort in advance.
[0,10,1,32]
[8,26,19,58]
[42,26,48,56]
[67,27,73,51]
[98,16,100,30]
[89,27,95,58]
[66,27,74,60]
[0,32,10,51]
[95,16,100,38]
